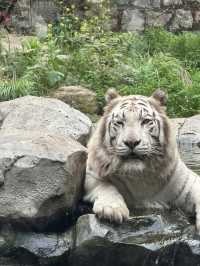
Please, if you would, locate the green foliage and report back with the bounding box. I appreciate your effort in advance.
[0,78,36,101]
[0,2,200,117]
[143,27,200,68]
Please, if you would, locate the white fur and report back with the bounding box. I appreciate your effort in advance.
[84,93,200,232]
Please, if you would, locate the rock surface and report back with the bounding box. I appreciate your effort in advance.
[146,11,172,27]
[0,94,199,265]
[170,9,193,31]
[0,226,72,266]
[11,0,200,33]
[1,209,200,266]
[172,115,200,175]
[51,86,98,114]
[0,96,91,231]
[69,212,200,266]
[12,0,58,34]
[0,129,87,231]
[122,9,145,31]
[0,96,92,146]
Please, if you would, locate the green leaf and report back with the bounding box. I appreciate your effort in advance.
[47,71,64,87]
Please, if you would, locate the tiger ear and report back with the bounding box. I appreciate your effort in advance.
[151,89,168,106]
[105,88,120,104]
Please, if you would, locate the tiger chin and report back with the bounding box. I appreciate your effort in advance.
[84,89,200,233]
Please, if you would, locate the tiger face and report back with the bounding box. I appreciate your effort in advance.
[104,90,168,160]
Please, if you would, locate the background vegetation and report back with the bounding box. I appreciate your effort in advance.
[0,1,200,117]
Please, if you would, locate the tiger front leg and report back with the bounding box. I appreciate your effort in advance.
[188,175,200,234]
[84,174,129,223]
[93,190,130,223]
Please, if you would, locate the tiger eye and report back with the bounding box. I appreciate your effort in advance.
[141,119,152,125]
[114,120,124,128]
[116,121,124,126]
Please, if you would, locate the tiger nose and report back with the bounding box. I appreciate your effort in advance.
[123,139,141,149]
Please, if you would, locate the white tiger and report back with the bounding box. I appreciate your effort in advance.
[84,89,200,232]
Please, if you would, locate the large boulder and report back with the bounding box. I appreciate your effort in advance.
[50,86,98,115]
[0,96,92,146]
[0,96,91,230]
[0,129,87,230]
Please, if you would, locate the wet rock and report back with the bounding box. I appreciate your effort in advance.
[0,129,87,231]
[51,86,98,114]
[0,96,92,146]
[0,226,72,266]
[14,231,72,265]
[69,212,200,266]
[172,115,200,175]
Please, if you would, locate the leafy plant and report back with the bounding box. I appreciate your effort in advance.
[0,2,200,117]
[0,77,36,101]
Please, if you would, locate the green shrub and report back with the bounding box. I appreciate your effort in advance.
[0,3,200,117]
[143,27,200,68]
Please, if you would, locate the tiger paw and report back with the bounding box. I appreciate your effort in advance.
[93,199,129,224]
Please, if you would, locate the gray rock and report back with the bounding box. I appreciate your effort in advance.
[172,115,200,175]
[11,0,59,34]
[193,10,200,25]
[185,0,200,3]
[74,212,190,249]
[0,96,92,146]
[170,9,193,31]
[0,129,87,230]
[51,86,98,115]
[14,230,72,263]
[133,0,160,8]
[34,16,48,39]
[162,0,182,6]
[133,0,151,8]
[122,9,145,31]
[69,212,200,266]
[146,11,172,27]
[110,0,130,5]
[0,226,73,265]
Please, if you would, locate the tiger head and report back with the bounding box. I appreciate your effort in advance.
[102,89,170,160]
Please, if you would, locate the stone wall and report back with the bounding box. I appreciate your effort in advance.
[11,0,59,35]
[9,0,200,33]
[111,0,200,32]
